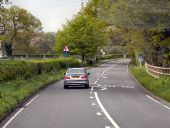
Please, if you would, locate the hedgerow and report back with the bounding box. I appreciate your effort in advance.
[0,57,80,83]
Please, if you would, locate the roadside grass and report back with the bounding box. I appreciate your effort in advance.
[0,70,65,120]
[130,66,170,103]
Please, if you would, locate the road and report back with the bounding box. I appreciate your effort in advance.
[1,59,170,128]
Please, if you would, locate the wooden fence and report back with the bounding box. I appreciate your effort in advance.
[145,62,170,78]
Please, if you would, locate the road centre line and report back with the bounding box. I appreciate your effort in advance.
[2,108,24,128]
[25,95,39,107]
[94,92,120,128]
[100,63,117,77]
[146,95,170,110]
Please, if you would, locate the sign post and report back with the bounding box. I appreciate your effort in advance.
[138,55,144,67]
[63,46,69,57]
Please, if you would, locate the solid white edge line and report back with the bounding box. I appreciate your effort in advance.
[2,108,24,128]
[25,95,39,107]
[2,95,40,128]
[94,92,120,128]
[146,95,170,110]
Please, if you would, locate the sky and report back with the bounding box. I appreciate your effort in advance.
[11,0,88,32]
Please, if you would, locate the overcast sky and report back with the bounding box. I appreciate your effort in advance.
[11,0,87,32]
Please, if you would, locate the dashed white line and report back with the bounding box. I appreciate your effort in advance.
[90,96,94,99]
[25,95,39,107]
[91,86,94,92]
[94,92,120,128]
[146,95,170,110]
[105,126,111,128]
[92,103,96,106]
[97,112,102,116]
[2,108,24,128]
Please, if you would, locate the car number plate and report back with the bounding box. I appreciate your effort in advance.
[72,76,79,78]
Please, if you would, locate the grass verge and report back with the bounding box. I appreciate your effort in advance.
[130,66,170,103]
[0,70,65,121]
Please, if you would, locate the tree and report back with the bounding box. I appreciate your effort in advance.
[55,14,108,63]
[95,0,170,66]
[33,32,56,54]
[97,0,170,31]
[0,6,42,56]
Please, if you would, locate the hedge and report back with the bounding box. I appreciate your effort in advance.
[0,57,80,83]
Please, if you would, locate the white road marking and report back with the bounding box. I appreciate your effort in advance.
[90,96,94,99]
[100,63,116,77]
[2,108,24,128]
[91,86,94,92]
[146,95,170,110]
[94,92,120,128]
[97,112,102,116]
[92,103,96,106]
[94,81,98,84]
[105,126,111,128]
[25,95,39,107]
[100,86,108,91]
[2,95,40,128]
[89,92,92,94]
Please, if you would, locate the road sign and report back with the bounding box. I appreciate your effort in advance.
[63,46,69,52]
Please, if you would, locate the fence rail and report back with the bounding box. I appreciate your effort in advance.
[145,62,170,78]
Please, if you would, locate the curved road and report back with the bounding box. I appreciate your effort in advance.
[1,59,170,128]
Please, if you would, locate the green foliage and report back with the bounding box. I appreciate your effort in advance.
[130,66,170,102]
[0,61,38,82]
[0,57,80,83]
[55,14,109,62]
[0,6,42,56]
[98,0,170,31]
[94,0,170,67]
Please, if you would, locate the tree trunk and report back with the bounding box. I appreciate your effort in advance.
[82,54,85,63]
[4,43,12,57]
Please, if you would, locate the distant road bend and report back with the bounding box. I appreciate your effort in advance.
[1,59,170,128]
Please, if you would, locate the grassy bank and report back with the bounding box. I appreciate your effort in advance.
[0,70,65,120]
[130,66,170,102]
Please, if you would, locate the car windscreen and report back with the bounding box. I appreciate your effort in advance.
[67,69,86,75]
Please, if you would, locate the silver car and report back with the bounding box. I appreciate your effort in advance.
[64,68,90,89]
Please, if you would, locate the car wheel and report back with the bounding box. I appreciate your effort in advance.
[64,85,68,89]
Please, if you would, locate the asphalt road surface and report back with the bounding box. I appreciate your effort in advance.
[1,59,170,128]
